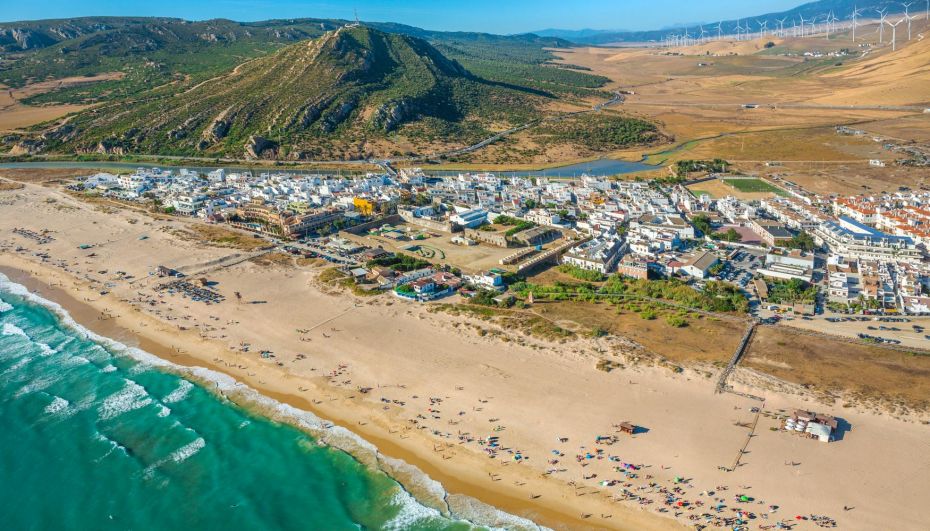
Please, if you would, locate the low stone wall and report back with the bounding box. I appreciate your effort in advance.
[342,214,403,235]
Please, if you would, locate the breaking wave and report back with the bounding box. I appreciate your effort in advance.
[98,379,152,421]
[0,272,548,531]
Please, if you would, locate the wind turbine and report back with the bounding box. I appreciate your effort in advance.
[734,20,743,41]
[876,8,888,43]
[716,21,723,41]
[777,17,788,37]
[887,17,906,51]
[699,25,708,43]
[758,19,768,37]
[850,7,863,42]
[903,2,915,40]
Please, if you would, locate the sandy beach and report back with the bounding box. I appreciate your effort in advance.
[2,180,929,530]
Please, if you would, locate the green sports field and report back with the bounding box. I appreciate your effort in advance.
[722,178,787,196]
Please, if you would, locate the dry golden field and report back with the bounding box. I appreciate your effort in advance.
[550,18,930,193]
[0,73,123,132]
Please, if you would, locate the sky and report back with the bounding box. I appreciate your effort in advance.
[0,0,806,34]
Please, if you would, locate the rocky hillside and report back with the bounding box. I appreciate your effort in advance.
[40,26,546,160]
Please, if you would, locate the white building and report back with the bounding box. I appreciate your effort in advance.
[562,235,625,274]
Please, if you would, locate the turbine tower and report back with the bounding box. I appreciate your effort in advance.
[850,7,863,42]
[798,15,806,37]
[777,17,788,37]
[903,2,915,40]
[716,21,723,41]
[877,8,888,43]
[887,17,906,51]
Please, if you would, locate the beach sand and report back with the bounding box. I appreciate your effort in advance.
[2,180,929,530]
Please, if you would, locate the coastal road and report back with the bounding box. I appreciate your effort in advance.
[626,100,928,113]
[385,91,626,164]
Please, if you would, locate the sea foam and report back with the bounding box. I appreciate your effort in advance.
[162,379,193,404]
[2,323,28,339]
[169,437,205,464]
[98,379,152,421]
[44,396,70,415]
[0,273,550,531]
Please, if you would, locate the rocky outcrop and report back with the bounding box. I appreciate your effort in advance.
[8,139,45,155]
[0,28,55,51]
[244,135,278,159]
[93,138,128,155]
[321,99,357,133]
[201,111,233,145]
[372,99,415,132]
[38,124,76,143]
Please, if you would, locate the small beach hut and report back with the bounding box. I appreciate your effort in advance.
[619,422,636,435]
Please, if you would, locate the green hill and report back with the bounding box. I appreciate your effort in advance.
[43,26,549,160]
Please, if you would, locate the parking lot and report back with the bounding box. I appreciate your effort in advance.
[701,247,765,292]
[763,313,930,350]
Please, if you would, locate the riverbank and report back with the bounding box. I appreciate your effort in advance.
[0,156,659,179]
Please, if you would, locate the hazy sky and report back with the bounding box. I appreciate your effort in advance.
[1,0,806,34]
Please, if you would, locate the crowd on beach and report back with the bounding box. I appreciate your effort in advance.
[2,228,843,531]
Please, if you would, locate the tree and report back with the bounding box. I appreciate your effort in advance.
[691,214,712,236]
[785,231,816,252]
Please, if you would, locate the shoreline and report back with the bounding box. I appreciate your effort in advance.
[0,259,679,531]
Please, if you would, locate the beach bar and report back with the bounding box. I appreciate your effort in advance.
[619,422,636,435]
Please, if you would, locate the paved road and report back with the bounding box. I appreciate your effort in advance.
[627,100,927,112]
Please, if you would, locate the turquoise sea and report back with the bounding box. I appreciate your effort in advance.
[0,275,539,531]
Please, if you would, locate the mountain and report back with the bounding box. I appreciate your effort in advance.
[39,26,549,160]
[543,0,892,44]
[0,17,584,106]
[530,28,628,40]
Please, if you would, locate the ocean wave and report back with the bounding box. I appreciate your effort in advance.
[0,297,12,313]
[63,355,89,366]
[169,437,205,464]
[162,379,193,404]
[94,432,128,462]
[14,375,58,398]
[37,343,57,356]
[0,273,548,531]
[101,365,117,373]
[2,357,32,376]
[156,404,171,418]
[98,379,152,421]
[44,396,70,415]
[2,323,28,339]
[383,489,445,531]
